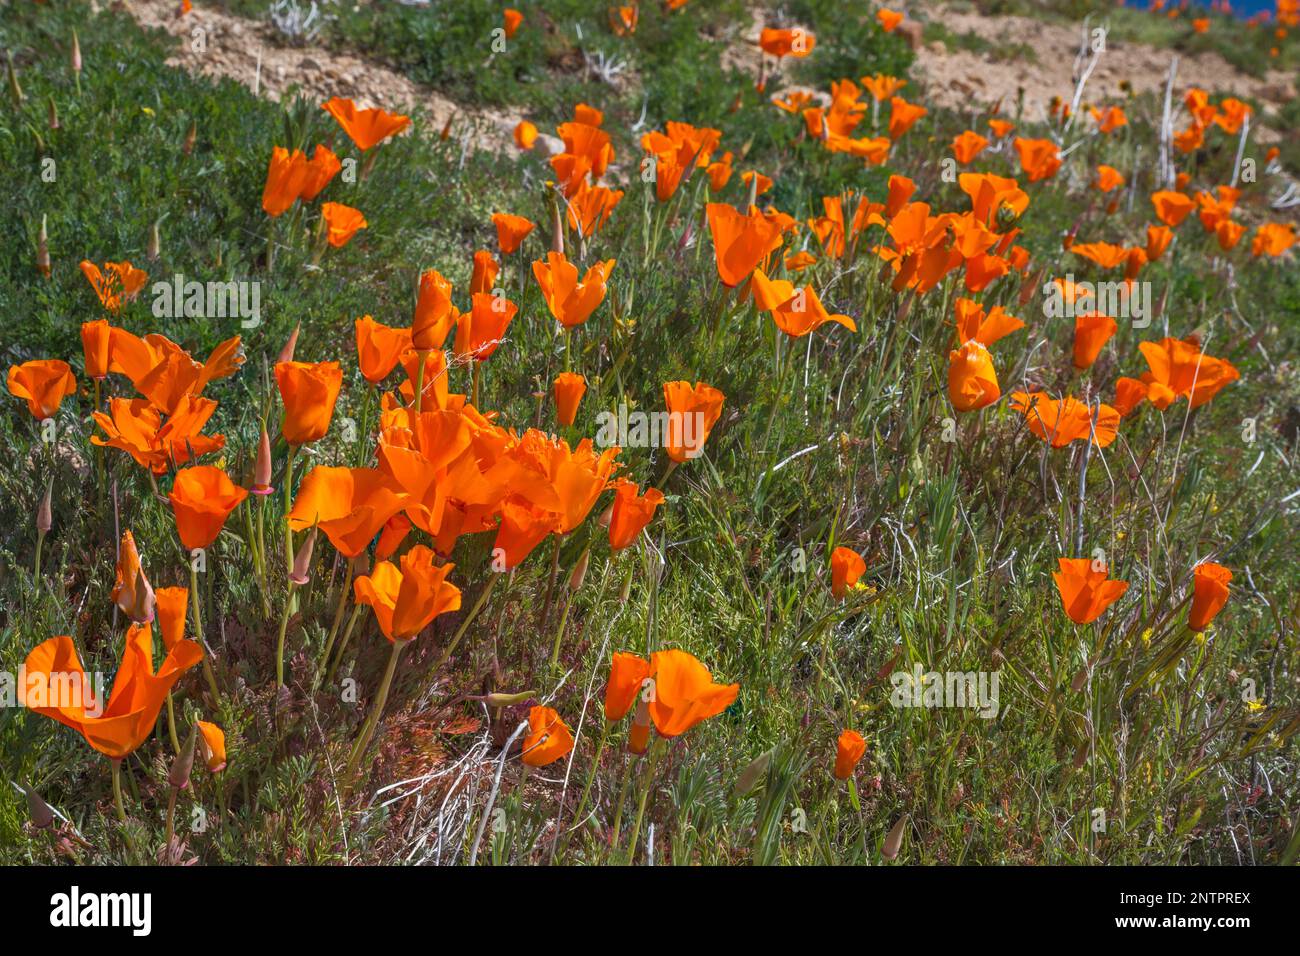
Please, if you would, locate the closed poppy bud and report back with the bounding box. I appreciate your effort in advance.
[567,549,590,592]
[553,372,587,426]
[608,480,665,551]
[1072,312,1118,369]
[252,424,273,495]
[275,361,343,445]
[196,721,227,773]
[36,215,50,279]
[289,526,319,586]
[412,269,457,351]
[470,249,499,296]
[47,95,58,130]
[830,546,866,599]
[834,729,867,779]
[37,480,52,535]
[25,784,55,830]
[168,724,197,791]
[521,705,574,767]
[277,323,301,364]
[1189,562,1231,631]
[148,220,161,261]
[1052,557,1128,625]
[605,652,653,721]
[71,28,82,75]
[947,341,1000,413]
[169,466,250,551]
[514,120,538,150]
[111,530,156,625]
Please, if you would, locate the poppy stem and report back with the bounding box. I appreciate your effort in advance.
[32,529,44,593]
[428,573,499,682]
[547,590,573,672]
[608,752,633,853]
[471,361,481,408]
[413,352,427,414]
[341,639,406,798]
[190,563,221,703]
[318,569,353,680]
[109,759,136,858]
[652,459,679,493]
[165,692,181,753]
[283,445,298,576]
[558,718,609,858]
[539,534,562,630]
[356,384,376,467]
[163,787,177,858]
[324,604,363,687]
[275,582,297,689]
[625,738,665,864]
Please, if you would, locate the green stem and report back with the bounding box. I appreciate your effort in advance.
[548,592,573,672]
[560,719,609,857]
[110,759,136,857]
[428,574,499,681]
[609,752,634,853]
[413,353,427,414]
[325,604,363,687]
[625,739,665,864]
[283,445,298,575]
[165,693,180,754]
[33,531,44,592]
[342,639,406,796]
[319,569,352,676]
[275,582,297,689]
[190,562,221,703]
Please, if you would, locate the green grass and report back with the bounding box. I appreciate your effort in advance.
[0,0,1297,865]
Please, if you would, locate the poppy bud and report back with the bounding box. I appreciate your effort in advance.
[182,120,196,156]
[883,814,907,859]
[7,50,25,106]
[36,215,51,279]
[439,114,454,140]
[251,424,273,495]
[277,323,301,364]
[147,220,161,261]
[26,784,55,830]
[71,29,82,75]
[47,95,59,130]
[567,550,589,592]
[619,570,633,603]
[36,480,53,535]
[289,526,318,586]
[169,724,197,791]
[598,502,613,528]
[484,689,537,707]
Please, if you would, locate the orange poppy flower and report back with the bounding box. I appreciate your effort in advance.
[1093,105,1128,134]
[321,97,411,151]
[7,359,76,420]
[610,4,638,35]
[1192,17,1209,32]
[959,172,1029,225]
[321,202,367,247]
[663,380,725,463]
[759,27,816,58]
[761,277,857,337]
[741,170,774,197]
[503,7,523,37]
[288,466,409,558]
[196,720,227,772]
[1113,377,1149,417]
[1095,165,1125,193]
[493,498,561,570]
[81,319,112,379]
[877,8,904,31]
[1053,558,1128,625]
[275,360,342,445]
[553,372,587,426]
[608,479,665,551]
[514,120,539,150]
[834,729,867,779]
[830,546,866,599]
[522,705,575,766]
[92,395,225,474]
[706,203,784,288]
[1214,98,1252,135]
[111,530,156,625]
[987,117,1015,138]
[1013,137,1062,181]
[261,147,312,217]
[492,212,536,254]
[1252,222,1297,257]
[646,649,739,737]
[1188,562,1231,631]
[888,96,927,140]
[1070,241,1130,270]
[771,92,813,113]
[353,544,462,641]
[1137,338,1239,409]
[1215,219,1245,251]
[299,144,342,201]
[605,652,653,721]
[355,315,412,384]
[861,73,906,102]
[20,626,203,759]
[468,250,498,298]
[1146,224,1174,261]
[567,180,625,237]
[169,465,249,550]
[784,250,817,271]
[80,260,148,312]
[532,252,615,329]
[1073,312,1118,369]
[398,349,451,410]
[1151,190,1197,227]
[953,297,1024,347]
[455,292,518,363]
[1010,392,1120,448]
[951,130,989,164]
[948,341,1001,413]
[156,586,188,651]
[412,268,458,351]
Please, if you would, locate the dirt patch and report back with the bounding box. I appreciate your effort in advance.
[119,0,529,152]
[912,4,1294,140]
